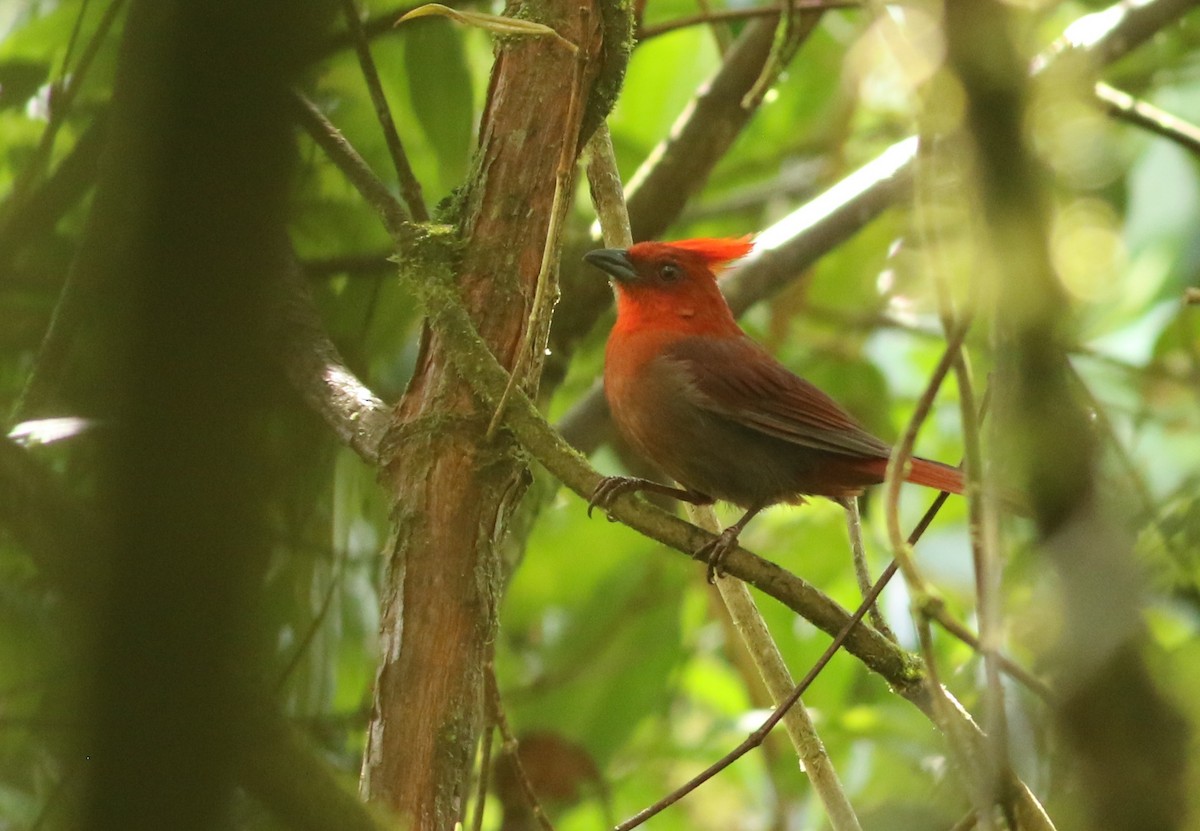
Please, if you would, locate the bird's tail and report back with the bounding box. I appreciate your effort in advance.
[904,457,964,495]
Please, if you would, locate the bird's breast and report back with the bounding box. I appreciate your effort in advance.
[604,333,884,507]
[604,340,791,507]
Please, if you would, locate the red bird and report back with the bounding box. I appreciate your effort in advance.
[583,236,962,577]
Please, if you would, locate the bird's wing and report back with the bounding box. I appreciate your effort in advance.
[663,336,892,459]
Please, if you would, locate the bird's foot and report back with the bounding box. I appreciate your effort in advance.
[697,527,743,584]
[588,476,647,521]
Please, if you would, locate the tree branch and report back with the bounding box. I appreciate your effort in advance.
[271,241,391,466]
[0,115,106,282]
[339,0,429,221]
[713,562,862,831]
[637,1,856,41]
[291,91,411,234]
[623,12,821,241]
[1094,81,1200,156]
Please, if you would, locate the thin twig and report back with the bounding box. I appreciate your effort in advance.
[638,3,844,41]
[471,723,495,831]
[915,615,998,831]
[291,91,411,235]
[340,0,429,221]
[10,0,125,202]
[273,559,344,695]
[879,322,998,831]
[917,124,1014,819]
[486,663,556,831]
[487,11,588,438]
[318,1,430,56]
[686,505,862,831]
[616,564,890,831]
[57,0,117,110]
[692,0,734,54]
[616,490,958,831]
[842,496,897,642]
[957,359,1012,819]
[713,572,863,830]
[924,605,1052,701]
[741,0,801,108]
[1095,81,1200,157]
[59,0,93,81]
[0,114,106,302]
[586,123,633,248]
[882,323,970,590]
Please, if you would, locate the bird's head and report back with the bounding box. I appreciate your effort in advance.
[584,237,753,336]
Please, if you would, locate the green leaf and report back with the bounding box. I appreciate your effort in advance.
[396,5,574,49]
[401,21,473,194]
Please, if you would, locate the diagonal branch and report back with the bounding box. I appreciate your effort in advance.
[270,240,391,466]
[6,0,126,206]
[1094,81,1200,156]
[624,11,822,242]
[0,115,107,281]
[638,1,856,41]
[291,91,411,234]
[711,549,863,831]
[339,0,430,221]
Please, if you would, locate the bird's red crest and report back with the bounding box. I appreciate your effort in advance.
[667,236,754,268]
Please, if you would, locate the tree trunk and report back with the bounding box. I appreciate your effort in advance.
[359,4,617,828]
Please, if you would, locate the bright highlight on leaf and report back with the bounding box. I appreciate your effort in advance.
[394,4,576,52]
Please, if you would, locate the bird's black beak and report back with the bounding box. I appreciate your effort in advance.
[583,248,639,283]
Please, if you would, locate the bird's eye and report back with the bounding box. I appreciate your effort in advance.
[659,262,681,282]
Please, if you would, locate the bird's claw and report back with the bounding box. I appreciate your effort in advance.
[697,527,742,584]
[588,476,643,521]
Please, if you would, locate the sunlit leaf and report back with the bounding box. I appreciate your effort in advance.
[395,4,576,52]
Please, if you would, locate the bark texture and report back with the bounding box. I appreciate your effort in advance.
[360,3,618,827]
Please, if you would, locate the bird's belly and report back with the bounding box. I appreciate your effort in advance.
[608,365,876,508]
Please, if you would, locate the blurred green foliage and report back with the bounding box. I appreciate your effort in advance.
[2,0,1200,828]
